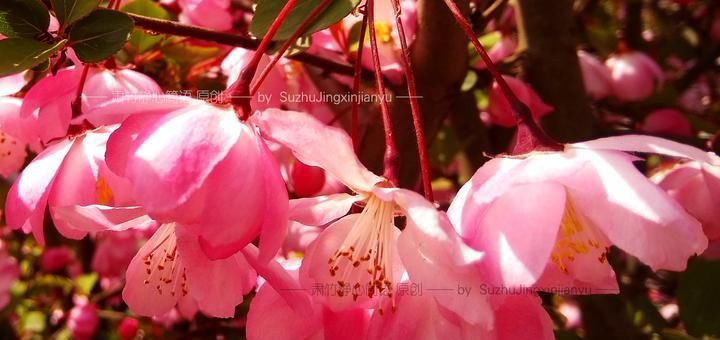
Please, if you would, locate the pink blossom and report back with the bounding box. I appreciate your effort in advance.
[578,50,613,99]
[253,109,488,325]
[54,95,290,317]
[67,296,99,340]
[178,0,233,31]
[652,154,720,258]
[487,76,553,127]
[448,135,711,292]
[558,300,582,329]
[40,247,75,273]
[641,109,692,136]
[606,51,664,102]
[20,67,161,143]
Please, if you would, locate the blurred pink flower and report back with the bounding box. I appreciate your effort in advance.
[641,109,692,136]
[40,247,74,273]
[448,135,711,292]
[178,0,232,31]
[67,296,99,340]
[118,317,139,340]
[476,34,517,69]
[487,76,553,127]
[92,229,151,279]
[606,51,664,102]
[578,50,613,100]
[653,154,720,258]
[0,249,19,309]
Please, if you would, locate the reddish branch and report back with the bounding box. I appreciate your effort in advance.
[125,12,360,78]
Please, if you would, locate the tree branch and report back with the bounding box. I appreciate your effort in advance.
[126,12,361,78]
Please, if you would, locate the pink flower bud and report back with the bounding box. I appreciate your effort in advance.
[641,109,692,136]
[67,298,99,340]
[578,51,613,99]
[40,247,74,273]
[606,51,664,102]
[487,76,553,127]
[290,161,326,197]
[118,317,139,339]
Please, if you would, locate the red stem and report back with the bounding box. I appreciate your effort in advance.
[351,9,369,151]
[224,0,299,119]
[441,0,560,151]
[367,0,399,184]
[390,0,433,201]
[250,0,334,96]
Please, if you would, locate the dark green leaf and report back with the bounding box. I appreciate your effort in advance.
[51,0,101,28]
[121,0,169,53]
[0,0,50,38]
[250,0,360,41]
[68,9,133,62]
[0,38,66,77]
[678,259,720,338]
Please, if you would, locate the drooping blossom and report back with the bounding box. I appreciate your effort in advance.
[652,153,720,258]
[67,296,99,340]
[606,51,664,102]
[487,76,553,127]
[20,67,162,143]
[641,109,692,137]
[448,135,711,292]
[253,109,489,326]
[4,127,147,244]
[578,50,613,100]
[50,95,289,317]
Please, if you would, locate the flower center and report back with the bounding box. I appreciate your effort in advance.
[374,22,394,44]
[142,224,188,298]
[328,195,397,310]
[95,177,114,205]
[550,200,610,274]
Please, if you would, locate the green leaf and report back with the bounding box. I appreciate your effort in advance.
[51,0,101,28]
[250,0,360,41]
[22,311,46,333]
[121,0,169,53]
[678,259,720,338]
[68,9,133,63]
[0,0,50,38]
[74,273,98,295]
[0,38,66,77]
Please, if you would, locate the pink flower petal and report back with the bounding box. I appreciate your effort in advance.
[5,139,73,244]
[571,135,714,163]
[289,193,361,226]
[51,205,155,232]
[253,109,383,193]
